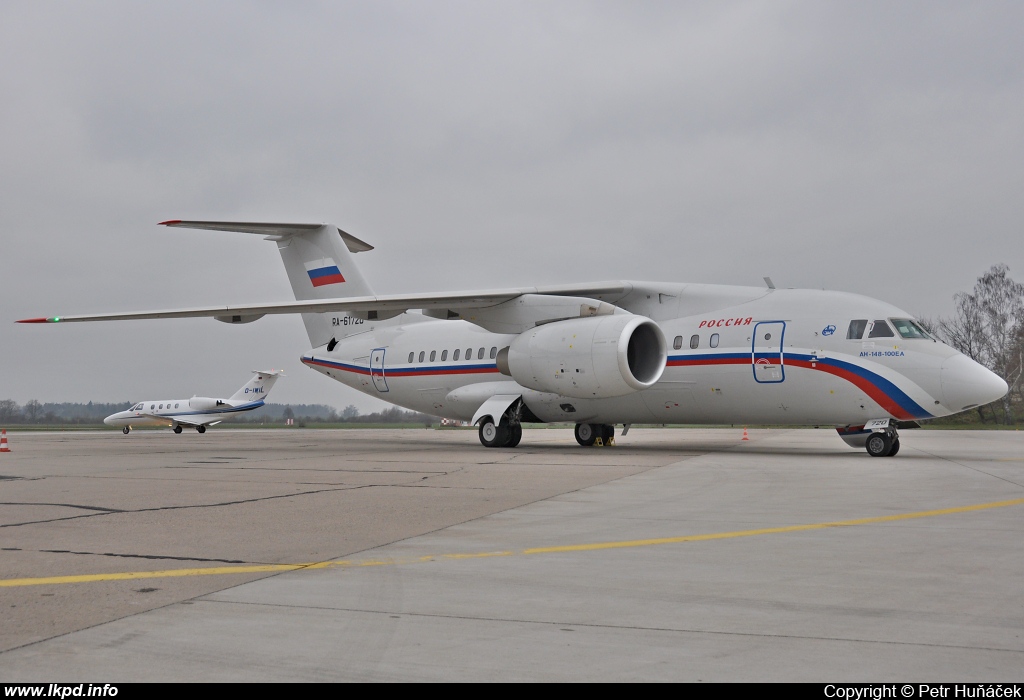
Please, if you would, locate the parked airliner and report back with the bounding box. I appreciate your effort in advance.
[103,370,282,434]
[21,221,1007,456]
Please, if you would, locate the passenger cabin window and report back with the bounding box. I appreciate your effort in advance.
[441,350,448,361]
[689,334,699,349]
[847,320,868,340]
[673,335,683,350]
[159,404,163,410]
[453,349,460,361]
[174,403,179,409]
[710,333,720,348]
[408,352,414,363]
[150,405,155,410]
[891,318,931,339]
[418,351,425,363]
[465,347,472,359]
[868,320,895,338]
[430,350,436,362]
[490,347,497,359]
[477,348,485,360]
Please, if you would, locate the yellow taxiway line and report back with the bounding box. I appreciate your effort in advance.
[3,496,1022,588]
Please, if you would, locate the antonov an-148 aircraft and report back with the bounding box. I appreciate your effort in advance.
[20,221,1007,457]
[103,370,282,434]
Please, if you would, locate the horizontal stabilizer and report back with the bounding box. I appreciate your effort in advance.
[158,220,374,253]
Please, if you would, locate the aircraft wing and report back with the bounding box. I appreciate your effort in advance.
[173,417,223,428]
[16,283,632,324]
[135,413,175,426]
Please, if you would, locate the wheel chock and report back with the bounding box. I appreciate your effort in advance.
[606,437,615,447]
[594,437,604,447]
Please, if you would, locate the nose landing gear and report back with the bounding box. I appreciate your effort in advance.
[122,426,130,435]
[477,400,524,448]
[173,425,183,434]
[866,423,901,457]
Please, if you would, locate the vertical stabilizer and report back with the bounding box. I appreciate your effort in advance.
[231,370,283,402]
[275,225,374,347]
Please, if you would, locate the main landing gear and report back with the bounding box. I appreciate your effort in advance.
[575,423,615,447]
[196,425,206,434]
[866,427,900,457]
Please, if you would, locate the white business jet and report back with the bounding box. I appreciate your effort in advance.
[21,221,1006,456]
[103,370,282,434]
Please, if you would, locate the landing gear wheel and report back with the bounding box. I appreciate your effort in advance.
[505,424,522,448]
[122,426,130,435]
[173,425,183,434]
[478,418,508,448]
[196,425,206,434]
[575,423,597,447]
[887,437,900,457]
[865,432,892,457]
[601,424,615,443]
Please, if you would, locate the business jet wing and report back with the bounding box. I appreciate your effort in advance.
[174,417,223,428]
[16,283,632,324]
[134,413,175,426]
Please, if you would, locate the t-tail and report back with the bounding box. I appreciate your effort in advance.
[230,370,284,402]
[160,221,376,348]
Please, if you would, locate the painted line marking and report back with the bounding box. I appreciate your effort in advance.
[2,497,1022,588]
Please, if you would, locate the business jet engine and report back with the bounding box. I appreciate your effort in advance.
[498,314,667,399]
[189,397,226,411]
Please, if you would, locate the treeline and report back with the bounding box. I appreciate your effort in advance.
[926,264,1023,425]
[234,404,438,426]
[0,400,437,426]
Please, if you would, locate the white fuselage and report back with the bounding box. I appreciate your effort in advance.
[300,283,1005,428]
[103,398,265,429]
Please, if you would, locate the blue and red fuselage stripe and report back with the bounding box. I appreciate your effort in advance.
[303,352,933,421]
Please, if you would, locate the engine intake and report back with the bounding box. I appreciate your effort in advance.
[501,315,667,399]
[189,397,225,411]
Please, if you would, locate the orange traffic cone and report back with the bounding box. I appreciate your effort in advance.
[742,427,749,441]
[0,430,10,453]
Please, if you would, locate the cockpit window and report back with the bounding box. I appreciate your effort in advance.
[868,319,895,338]
[890,318,931,340]
[847,320,867,340]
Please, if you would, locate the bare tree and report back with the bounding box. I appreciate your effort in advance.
[940,265,1024,423]
[24,399,42,423]
[0,399,19,424]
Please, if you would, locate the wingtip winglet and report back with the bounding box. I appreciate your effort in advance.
[16,317,52,324]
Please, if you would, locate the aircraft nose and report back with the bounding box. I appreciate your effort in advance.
[103,415,114,426]
[940,354,1008,412]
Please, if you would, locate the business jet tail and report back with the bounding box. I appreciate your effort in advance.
[159,221,375,347]
[230,369,284,402]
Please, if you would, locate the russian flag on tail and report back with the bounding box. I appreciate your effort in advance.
[305,259,345,287]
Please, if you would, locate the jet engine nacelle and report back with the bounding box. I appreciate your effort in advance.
[501,314,667,399]
[189,396,225,411]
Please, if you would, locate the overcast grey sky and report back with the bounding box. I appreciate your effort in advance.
[2,1,1022,412]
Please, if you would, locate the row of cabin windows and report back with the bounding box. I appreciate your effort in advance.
[133,403,179,411]
[408,346,498,364]
[673,333,720,350]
